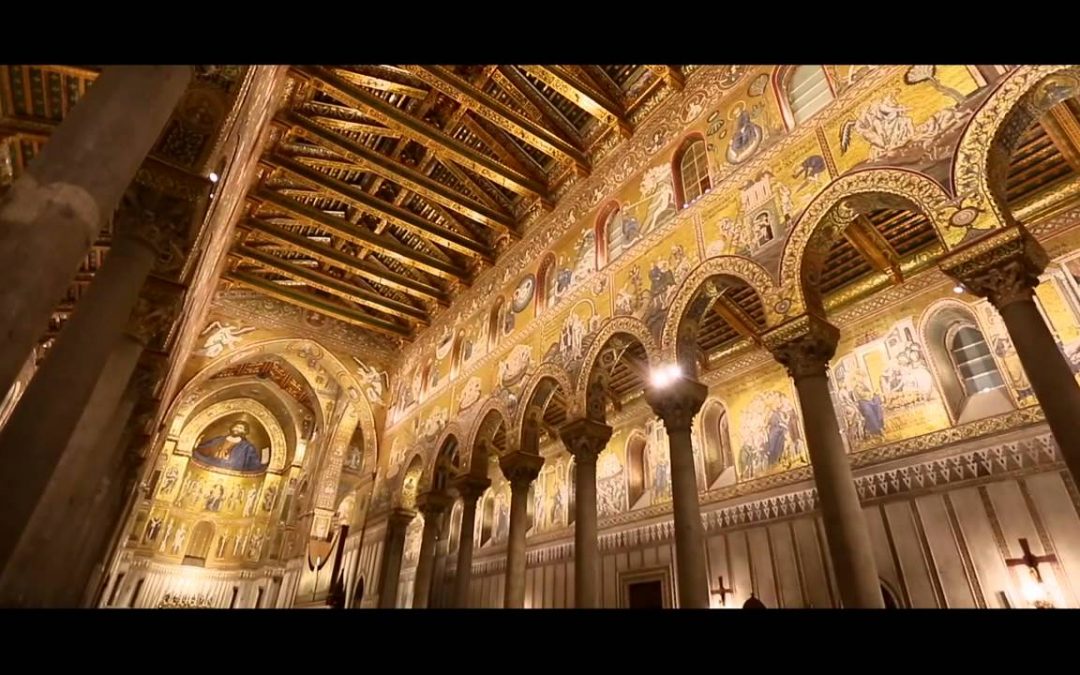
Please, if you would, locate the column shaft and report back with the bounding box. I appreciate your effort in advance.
[504,482,530,609]
[376,510,414,608]
[998,297,1080,482]
[573,457,599,608]
[793,372,883,607]
[0,66,190,397]
[667,425,710,608]
[412,493,450,608]
[452,491,482,608]
[645,378,709,608]
[0,236,157,575]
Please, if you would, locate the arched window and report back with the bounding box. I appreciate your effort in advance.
[488,297,505,350]
[479,492,494,547]
[948,325,1005,396]
[923,303,1014,424]
[536,253,558,312]
[448,502,462,553]
[567,463,576,526]
[674,136,711,207]
[701,401,733,487]
[626,433,647,508]
[604,205,632,265]
[777,66,835,129]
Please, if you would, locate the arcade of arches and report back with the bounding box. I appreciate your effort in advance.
[4,65,1080,608]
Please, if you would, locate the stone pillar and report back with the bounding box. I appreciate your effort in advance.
[0,66,191,398]
[412,491,451,608]
[944,228,1080,486]
[0,344,158,606]
[449,474,489,608]
[376,508,415,608]
[0,195,189,580]
[645,377,710,609]
[499,451,544,609]
[559,417,612,609]
[766,315,884,608]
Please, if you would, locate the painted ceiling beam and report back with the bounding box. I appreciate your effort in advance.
[844,216,904,284]
[330,67,428,100]
[251,186,470,281]
[280,110,516,233]
[1041,104,1080,173]
[233,245,429,324]
[226,270,412,338]
[404,65,589,172]
[521,66,632,137]
[241,217,448,305]
[268,153,493,262]
[649,65,685,91]
[495,66,584,152]
[298,66,549,200]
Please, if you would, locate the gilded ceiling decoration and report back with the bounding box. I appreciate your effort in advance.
[224,66,684,342]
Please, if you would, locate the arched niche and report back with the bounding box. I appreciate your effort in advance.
[176,399,289,474]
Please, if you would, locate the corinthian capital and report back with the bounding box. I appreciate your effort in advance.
[416,491,453,517]
[114,158,211,277]
[940,226,1048,308]
[558,418,613,464]
[763,314,840,380]
[644,376,708,433]
[499,451,544,491]
[449,474,491,504]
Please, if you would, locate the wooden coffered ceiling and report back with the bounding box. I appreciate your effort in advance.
[226,65,681,342]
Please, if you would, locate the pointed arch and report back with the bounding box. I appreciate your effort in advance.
[574,316,660,417]
[953,65,1080,231]
[661,255,782,372]
[513,364,575,435]
[164,338,379,471]
[779,168,955,314]
[466,398,513,474]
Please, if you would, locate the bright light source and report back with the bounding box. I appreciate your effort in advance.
[650,363,683,388]
[953,284,965,294]
[209,172,220,183]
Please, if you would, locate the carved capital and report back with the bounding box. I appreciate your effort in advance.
[449,474,491,504]
[387,507,416,531]
[114,158,210,277]
[940,226,1048,308]
[763,314,840,380]
[125,276,186,348]
[644,377,708,433]
[415,491,452,518]
[499,451,544,491]
[558,417,613,464]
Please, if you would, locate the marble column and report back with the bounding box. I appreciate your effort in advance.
[0,344,155,606]
[449,474,490,608]
[645,377,710,609]
[377,508,415,608]
[499,451,544,609]
[559,417,612,609]
[0,66,191,398]
[768,316,884,608]
[412,491,451,608]
[945,230,1080,486]
[0,216,187,581]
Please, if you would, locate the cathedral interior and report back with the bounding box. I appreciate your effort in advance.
[3,64,1080,609]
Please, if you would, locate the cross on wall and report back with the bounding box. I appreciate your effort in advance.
[1005,537,1058,608]
[711,575,734,606]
